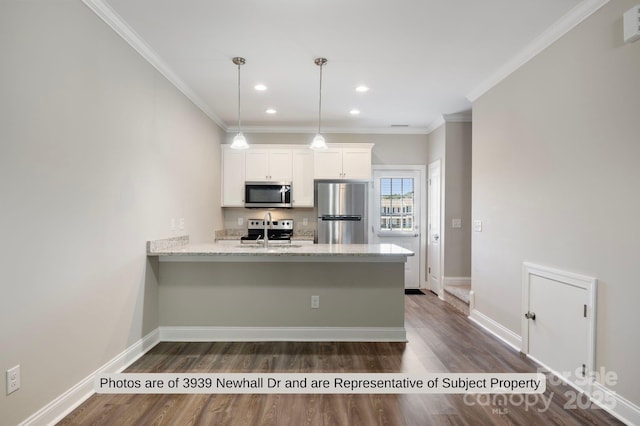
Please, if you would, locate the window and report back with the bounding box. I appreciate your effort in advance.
[379,178,414,232]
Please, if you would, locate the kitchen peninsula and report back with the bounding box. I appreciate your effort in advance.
[147,236,413,342]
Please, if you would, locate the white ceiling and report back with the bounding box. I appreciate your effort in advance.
[91,0,592,134]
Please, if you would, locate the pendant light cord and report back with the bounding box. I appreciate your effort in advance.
[317,62,323,135]
[237,61,242,134]
[315,58,327,135]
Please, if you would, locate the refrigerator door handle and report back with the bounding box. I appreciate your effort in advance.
[320,215,362,221]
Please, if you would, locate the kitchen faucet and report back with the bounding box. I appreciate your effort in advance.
[264,211,272,248]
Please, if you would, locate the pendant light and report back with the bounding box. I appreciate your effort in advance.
[230,57,249,150]
[310,57,328,150]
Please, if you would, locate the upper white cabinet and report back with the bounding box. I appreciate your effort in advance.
[221,146,245,207]
[291,149,314,207]
[221,143,373,207]
[245,149,292,182]
[313,144,373,180]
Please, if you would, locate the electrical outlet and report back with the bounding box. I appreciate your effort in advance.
[311,295,320,309]
[7,365,20,395]
[179,218,185,230]
[170,218,176,231]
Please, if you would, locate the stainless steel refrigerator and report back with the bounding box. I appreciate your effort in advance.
[316,181,368,244]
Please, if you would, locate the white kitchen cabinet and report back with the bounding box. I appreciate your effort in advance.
[313,148,343,179]
[222,143,372,208]
[245,149,292,182]
[221,146,245,207]
[313,144,373,179]
[291,149,314,207]
[342,147,372,178]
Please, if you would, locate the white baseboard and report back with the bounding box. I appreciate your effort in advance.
[443,276,471,287]
[23,318,638,426]
[21,329,160,426]
[468,309,639,425]
[468,308,521,351]
[159,326,407,342]
[591,381,640,426]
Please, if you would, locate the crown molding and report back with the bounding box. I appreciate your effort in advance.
[466,0,610,102]
[424,116,445,133]
[230,125,433,135]
[443,112,472,122]
[81,0,228,130]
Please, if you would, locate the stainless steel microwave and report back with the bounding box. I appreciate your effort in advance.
[244,182,292,208]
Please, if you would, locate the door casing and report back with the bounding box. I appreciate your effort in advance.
[370,165,427,289]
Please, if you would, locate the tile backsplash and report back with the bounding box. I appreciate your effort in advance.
[222,207,317,234]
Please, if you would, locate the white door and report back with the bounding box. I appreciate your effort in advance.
[523,265,596,392]
[371,168,423,289]
[428,160,441,294]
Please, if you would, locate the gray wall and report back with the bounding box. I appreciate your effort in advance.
[0,1,224,423]
[224,132,429,165]
[427,122,473,280]
[472,0,640,406]
[444,122,472,278]
[159,262,404,327]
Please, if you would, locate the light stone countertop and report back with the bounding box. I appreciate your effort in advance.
[147,236,413,263]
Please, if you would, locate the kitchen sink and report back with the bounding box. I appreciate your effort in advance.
[236,244,303,249]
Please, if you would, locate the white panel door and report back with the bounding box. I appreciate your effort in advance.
[371,169,422,288]
[523,265,597,393]
[427,161,441,294]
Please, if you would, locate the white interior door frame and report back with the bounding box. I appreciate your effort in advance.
[370,165,427,288]
[428,159,444,297]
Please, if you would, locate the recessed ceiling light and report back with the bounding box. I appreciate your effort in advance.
[265,108,277,114]
[254,84,267,91]
[355,85,369,92]
[349,109,361,115]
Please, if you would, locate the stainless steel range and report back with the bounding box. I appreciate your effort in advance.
[240,219,294,244]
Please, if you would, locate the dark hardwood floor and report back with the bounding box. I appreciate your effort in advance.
[58,293,623,425]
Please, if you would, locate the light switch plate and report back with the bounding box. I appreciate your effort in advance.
[7,365,20,394]
[452,218,462,229]
[473,220,483,232]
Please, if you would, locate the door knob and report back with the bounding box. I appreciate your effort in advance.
[524,311,536,320]
[434,234,439,241]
